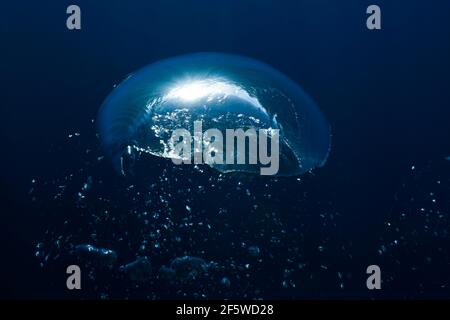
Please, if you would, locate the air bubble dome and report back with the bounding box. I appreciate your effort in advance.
[98,53,331,176]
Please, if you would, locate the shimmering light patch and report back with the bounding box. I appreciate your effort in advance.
[164,78,262,110]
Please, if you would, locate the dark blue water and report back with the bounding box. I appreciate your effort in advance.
[1,0,450,299]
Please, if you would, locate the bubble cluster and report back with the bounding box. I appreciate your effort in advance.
[377,160,450,297]
[30,121,345,299]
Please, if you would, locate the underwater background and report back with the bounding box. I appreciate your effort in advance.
[1,0,450,299]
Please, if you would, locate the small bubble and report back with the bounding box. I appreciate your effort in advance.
[221,277,231,288]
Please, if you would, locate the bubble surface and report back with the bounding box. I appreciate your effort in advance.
[98,53,331,176]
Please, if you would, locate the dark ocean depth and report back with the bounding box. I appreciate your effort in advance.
[1,0,450,299]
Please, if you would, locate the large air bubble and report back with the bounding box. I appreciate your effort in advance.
[98,53,331,176]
